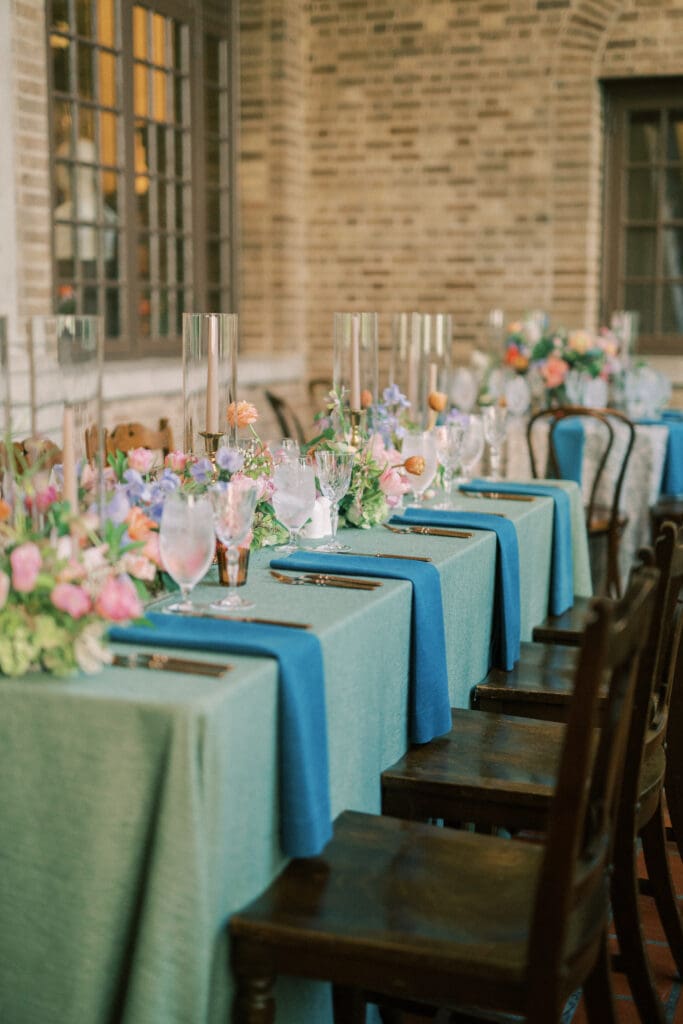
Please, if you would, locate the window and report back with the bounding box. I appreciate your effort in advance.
[47,0,237,358]
[603,78,683,356]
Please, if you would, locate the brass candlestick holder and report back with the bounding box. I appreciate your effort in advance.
[349,409,363,449]
[199,430,224,464]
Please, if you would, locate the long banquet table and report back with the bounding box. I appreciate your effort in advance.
[0,484,591,1024]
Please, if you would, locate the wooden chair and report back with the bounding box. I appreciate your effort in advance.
[229,566,658,1024]
[527,406,636,598]
[264,390,307,446]
[0,436,63,473]
[463,523,683,1022]
[106,419,174,457]
[651,495,683,543]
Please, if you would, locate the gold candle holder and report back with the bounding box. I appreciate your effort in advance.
[216,544,250,586]
[349,409,363,449]
[199,431,224,464]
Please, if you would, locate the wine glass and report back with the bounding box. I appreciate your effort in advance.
[210,480,259,611]
[272,457,317,553]
[401,431,438,504]
[457,415,485,485]
[434,422,465,509]
[159,491,216,613]
[313,450,355,551]
[482,404,508,481]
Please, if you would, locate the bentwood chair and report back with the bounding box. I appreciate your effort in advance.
[85,419,174,462]
[464,523,683,1023]
[527,406,636,598]
[264,390,307,446]
[229,567,658,1024]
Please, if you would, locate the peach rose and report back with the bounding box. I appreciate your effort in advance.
[164,450,188,472]
[541,354,570,390]
[10,542,42,593]
[126,506,157,541]
[95,575,143,622]
[127,447,155,474]
[51,582,92,619]
[227,401,259,428]
[403,455,426,476]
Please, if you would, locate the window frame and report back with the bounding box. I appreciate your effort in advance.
[45,0,238,360]
[602,77,683,357]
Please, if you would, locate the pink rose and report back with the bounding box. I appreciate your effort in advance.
[10,542,42,593]
[51,582,92,619]
[127,447,155,474]
[541,355,570,390]
[35,485,59,512]
[379,465,410,498]
[0,571,9,609]
[165,450,188,472]
[95,575,143,622]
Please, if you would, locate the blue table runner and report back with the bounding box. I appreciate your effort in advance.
[393,508,521,671]
[110,613,331,858]
[460,479,573,616]
[270,551,451,744]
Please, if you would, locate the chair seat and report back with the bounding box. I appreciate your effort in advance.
[473,644,581,722]
[382,708,564,830]
[232,809,542,1010]
[531,597,593,646]
[587,506,628,537]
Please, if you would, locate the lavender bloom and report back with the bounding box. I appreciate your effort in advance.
[104,487,131,524]
[190,458,214,485]
[382,384,410,409]
[216,446,244,473]
[446,409,470,427]
[122,468,151,503]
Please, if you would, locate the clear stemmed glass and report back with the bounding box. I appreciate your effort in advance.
[313,450,355,551]
[482,404,508,481]
[434,422,465,509]
[272,457,317,553]
[402,430,438,504]
[457,415,485,486]
[210,480,259,611]
[159,491,216,613]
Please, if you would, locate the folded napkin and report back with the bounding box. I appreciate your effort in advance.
[109,613,331,858]
[636,418,683,495]
[270,552,451,744]
[461,479,573,616]
[662,410,683,422]
[395,508,521,671]
[551,418,585,485]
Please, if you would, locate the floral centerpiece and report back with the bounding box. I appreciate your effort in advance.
[0,464,150,677]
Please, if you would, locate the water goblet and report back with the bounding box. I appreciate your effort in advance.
[313,449,355,551]
[272,457,317,553]
[159,491,216,613]
[482,404,508,481]
[434,422,465,509]
[456,415,485,485]
[402,430,438,504]
[210,480,259,611]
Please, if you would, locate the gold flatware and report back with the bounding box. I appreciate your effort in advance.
[460,490,535,502]
[335,551,433,563]
[165,607,313,629]
[269,569,379,590]
[383,523,473,539]
[112,652,232,677]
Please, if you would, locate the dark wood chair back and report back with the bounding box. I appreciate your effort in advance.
[527,564,658,998]
[0,436,63,473]
[527,405,636,596]
[264,389,307,445]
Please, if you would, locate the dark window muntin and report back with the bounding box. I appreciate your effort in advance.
[46,0,238,359]
[602,77,683,356]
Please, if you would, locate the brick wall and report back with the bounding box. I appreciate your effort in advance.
[239,0,683,396]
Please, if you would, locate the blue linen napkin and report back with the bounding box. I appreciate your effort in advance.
[551,418,585,484]
[109,613,331,859]
[395,508,521,671]
[460,478,573,616]
[270,551,451,744]
[636,418,683,495]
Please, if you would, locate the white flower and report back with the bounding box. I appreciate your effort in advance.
[74,622,113,674]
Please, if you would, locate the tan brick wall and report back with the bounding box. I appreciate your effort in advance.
[239,0,683,395]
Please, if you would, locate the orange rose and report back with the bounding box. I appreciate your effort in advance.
[403,455,426,476]
[126,506,157,540]
[428,390,448,413]
[227,401,259,428]
[360,389,373,409]
[0,498,10,522]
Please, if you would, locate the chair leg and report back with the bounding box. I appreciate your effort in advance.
[582,928,618,1024]
[611,836,667,1024]
[332,985,367,1023]
[232,973,276,1024]
[641,800,683,975]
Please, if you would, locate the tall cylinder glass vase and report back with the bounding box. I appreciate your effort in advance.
[182,313,238,458]
[332,312,378,445]
[28,314,104,519]
[390,312,452,429]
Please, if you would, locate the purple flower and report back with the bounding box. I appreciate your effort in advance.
[105,488,131,524]
[382,384,410,409]
[216,446,244,473]
[122,468,151,502]
[190,458,214,484]
[446,409,470,427]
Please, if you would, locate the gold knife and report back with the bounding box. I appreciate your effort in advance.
[335,551,433,563]
[112,652,232,677]
[460,490,535,502]
[383,523,473,539]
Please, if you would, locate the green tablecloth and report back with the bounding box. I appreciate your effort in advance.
[0,484,590,1024]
